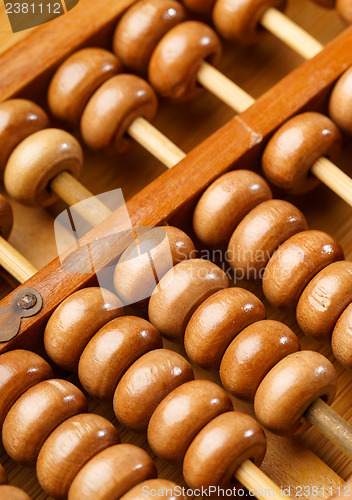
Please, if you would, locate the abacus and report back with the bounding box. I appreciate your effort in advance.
[1,0,352,498]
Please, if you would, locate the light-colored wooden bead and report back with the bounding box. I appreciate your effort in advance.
[148,380,232,463]
[113,0,186,74]
[68,444,157,500]
[228,200,308,279]
[212,0,287,43]
[148,259,229,340]
[262,112,342,194]
[121,479,186,500]
[263,230,344,309]
[220,320,300,400]
[0,486,31,500]
[185,288,266,369]
[0,464,7,484]
[0,350,53,430]
[0,99,49,172]
[113,349,194,432]
[332,303,352,370]
[2,379,88,466]
[329,66,352,134]
[36,413,119,500]
[148,21,221,102]
[297,261,352,339]
[254,351,337,435]
[4,129,83,207]
[183,412,266,489]
[81,74,158,153]
[44,287,125,371]
[193,170,272,248]
[114,226,195,306]
[337,0,352,23]
[48,48,123,124]
[0,194,13,240]
[182,0,216,13]
[78,316,162,401]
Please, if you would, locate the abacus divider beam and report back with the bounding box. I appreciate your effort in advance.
[128,117,186,168]
[49,171,112,227]
[260,8,323,60]
[235,459,290,499]
[311,157,352,208]
[0,236,37,284]
[305,398,352,460]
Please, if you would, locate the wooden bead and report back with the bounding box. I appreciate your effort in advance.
[121,479,186,500]
[329,66,352,134]
[148,259,229,340]
[0,350,53,430]
[68,444,156,500]
[113,349,194,432]
[36,413,119,499]
[113,0,186,75]
[148,21,221,102]
[81,74,158,153]
[332,303,352,370]
[44,287,124,371]
[2,379,88,466]
[228,200,308,279]
[48,48,122,124]
[185,288,266,369]
[193,170,272,248]
[78,316,162,401]
[148,380,233,463]
[263,230,344,309]
[254,351,337,435]
[296,261,352,339]
[114,226,195,306]
[220,320,300,400]
[4,129,83,207]
[0,194,13,240]
[213,0,287,44]
[0,99,49,172]
[182,0,216,14]
[262,112,342,194]
[183,412,266,489]
[0,486,31,500]
[337,0,352,23]
[0,464,7,484]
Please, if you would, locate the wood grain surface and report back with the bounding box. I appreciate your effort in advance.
[0,1,351,499]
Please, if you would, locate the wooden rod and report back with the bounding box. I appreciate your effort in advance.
[0,237,37,284]
[236,460,291,499]
[312,157,352,207]
[305,398,352,461]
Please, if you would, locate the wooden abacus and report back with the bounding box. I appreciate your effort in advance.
[0,0,352,498]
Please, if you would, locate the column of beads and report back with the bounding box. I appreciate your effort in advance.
[0,349,171,500]
[112,0,352,207]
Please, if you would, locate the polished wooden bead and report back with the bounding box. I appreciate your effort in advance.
[81,74,158,153]
[193,170,272,248]
[337,0,352,23]
[0,194,13,240]
[185,288,266,369]
[36,413,119,499]
[148,259,229,340]
[4,129,83,207]
[183,412,266,489]
[263,230,344,309]
[213,0,287,44]
[332,303,352,370]
[0,464,7,484]
[78,316,162,401]
[254,351,337,435]
[296,261,352,339]
[114,226,195,306]
[262,112,342,194]
[113,0,186,74]
[148,380,233,463]
[0,99,49,172]
[44,287,124,371]
[0,350,53,430]
[2,379,88,466]
[0,486,31,500]
[68,444,157,500]
[220,320,300,400]
[121,479,186,500]
[113,349,194,432]
[228,200,308,279]
[48,48,123,125]
[329,66,352,134]
[182,0,216,13]
[148,21,221,102]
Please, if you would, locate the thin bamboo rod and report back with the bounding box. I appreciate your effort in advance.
[0,237,37,284]
[236,459,291,499]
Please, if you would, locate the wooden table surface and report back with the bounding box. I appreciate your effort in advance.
[0,1,351,499]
